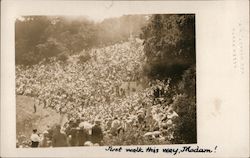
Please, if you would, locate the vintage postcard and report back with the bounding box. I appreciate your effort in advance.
[1,0,249,158]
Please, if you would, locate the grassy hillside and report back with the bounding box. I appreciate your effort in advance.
[16,95,63,138]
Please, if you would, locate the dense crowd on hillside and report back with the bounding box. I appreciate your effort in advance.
[16,39,180,147]
[16,40,145,114]
[16,85,179,147]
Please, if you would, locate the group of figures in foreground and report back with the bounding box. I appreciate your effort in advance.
[17,87,180,148]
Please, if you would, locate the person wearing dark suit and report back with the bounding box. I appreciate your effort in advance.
[52,125,68,147]
[91,120,103,145]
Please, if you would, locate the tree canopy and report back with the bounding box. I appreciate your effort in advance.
[15,15,148,65]
[141,14,195,80]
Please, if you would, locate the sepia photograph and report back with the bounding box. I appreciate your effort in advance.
[15,14,196,148]
[1,0,249,157]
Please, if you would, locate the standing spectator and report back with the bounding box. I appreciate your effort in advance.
[52,125,68,147]
[30,129,41,148]
[46,125,53,141]
[110,117,121,136]
[76,126,89,146]
[39,131,50,147]
[91,119,103,145]
[67,122,78,146]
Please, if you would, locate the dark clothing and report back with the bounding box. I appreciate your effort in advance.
[40,138,50,147]
[52,132,68,147]
[154,88,160,98]
[137,113,145,123]
[31,141,39,147]
[77,129,89,146]
[69,128,78,146]
[47,128,53,140]
[91,125,103,144]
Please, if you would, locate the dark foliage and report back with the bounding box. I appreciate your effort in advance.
[172,66,196,143]
[141,14,196,143]
[15,15,148,66]
[15,16,50,65]
[141,14,195,80]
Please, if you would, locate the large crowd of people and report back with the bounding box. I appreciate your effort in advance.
[16,39,145,114]
[16,39,179,147]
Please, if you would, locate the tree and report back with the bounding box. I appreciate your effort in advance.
[172,66,196,144]
[15,15,148,66]
[141,14,196,143]
[15,16,98,65]
[141,14,195,80]
[15,16,50,65]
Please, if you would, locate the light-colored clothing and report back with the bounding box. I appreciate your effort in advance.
[111,119,121,129]
[30,133,41,142]
[167,111,179,119]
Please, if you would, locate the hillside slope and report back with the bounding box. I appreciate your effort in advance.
[16,95,64,138]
